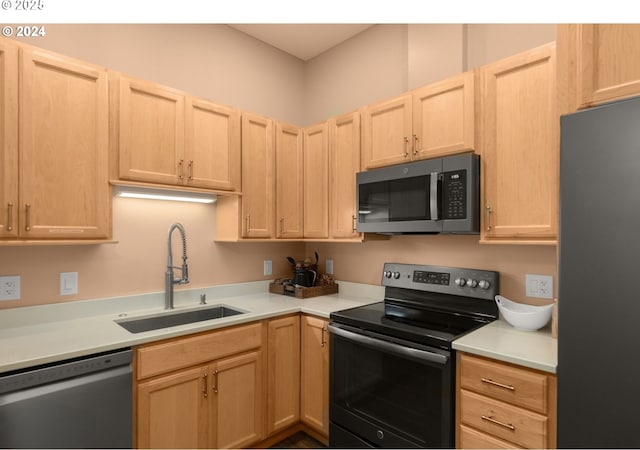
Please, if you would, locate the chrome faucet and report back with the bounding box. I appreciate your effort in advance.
[165,223,189,310]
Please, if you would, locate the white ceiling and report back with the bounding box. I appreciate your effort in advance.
[228,24,374,61]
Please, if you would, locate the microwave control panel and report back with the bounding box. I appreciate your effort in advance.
[442,170,466,220]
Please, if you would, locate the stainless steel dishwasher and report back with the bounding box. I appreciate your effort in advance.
[0,348,132,448]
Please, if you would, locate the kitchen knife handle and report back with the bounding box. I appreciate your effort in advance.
[25,204,31,232]
[6,202,13,232]
[403,136,409,158]
[481,377,515,391]
[485,205,492,231]
[202,373,208,398]
[481,415,515,431]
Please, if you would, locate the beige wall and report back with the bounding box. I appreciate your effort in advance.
[2,23,559,309]
[11,24,306,124]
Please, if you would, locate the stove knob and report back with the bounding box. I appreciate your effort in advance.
[467,278,478,288]
[454,278,466,287]
[478,280,491,289]
[384,271,392,278]
[393,271,401,279]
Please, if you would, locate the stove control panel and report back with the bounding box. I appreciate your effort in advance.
[381,263,499,301]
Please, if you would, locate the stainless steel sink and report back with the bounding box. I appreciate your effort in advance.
[115,305,245,333]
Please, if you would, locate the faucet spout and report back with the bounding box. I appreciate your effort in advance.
[165,223,189,310]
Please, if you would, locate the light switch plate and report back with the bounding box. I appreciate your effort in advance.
[60,272,78,296]
[0,275,21,301]
[263,260,272,276]
[326,259,334,275]
[525,274,553,299]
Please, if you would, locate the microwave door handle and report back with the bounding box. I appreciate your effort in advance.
[328,324,449,365]
[430,172,439,221]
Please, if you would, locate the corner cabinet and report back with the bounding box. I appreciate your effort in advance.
[329,112,361,239]
[456,353,557,449]
[275,123,303,238]
[113,73,240,191]
[480,43,558,244]
[300,315,330,439]
[361,71,475,170]
[557,24,640,112]
[0,39,110,241]
[135,323,264,449]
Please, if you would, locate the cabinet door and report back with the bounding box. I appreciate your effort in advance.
[361,94,412,169]
[275,123,303,238]
[412,71,475,159]
[0,39,18,238]
[266,315,300,436]
[185,97,240,190]
[480,43,558,242]
[303,123,329,238]
[329,112,361,239]
[241,113,275,238]
[19,47,110,239]
[576,24,640,108]
[137,365,209,449]
[300,315,330,437]
[211,351,264,449]
[117,75,185,185]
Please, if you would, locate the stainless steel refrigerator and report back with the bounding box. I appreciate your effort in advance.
[559,96,640,448]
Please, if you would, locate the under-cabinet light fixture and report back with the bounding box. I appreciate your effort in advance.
[114,185,216,204]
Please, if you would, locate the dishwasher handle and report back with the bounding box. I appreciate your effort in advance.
[328,324,449,365]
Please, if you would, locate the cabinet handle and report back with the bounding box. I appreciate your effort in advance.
[202,373,208,398]
[481,377,515,391]
[481,415,515,431]
[321,326,327,347]
[352,214,357,233]
[280,217,284,235]
[246,215,251,233]
[25,204,31,232]
[403,136,409,158]
[485,205,492,231]
[188,160,194,180]
[412,134,419,155]
[213,369,219,394]
[6,202,13,232]
[178,159,184,180]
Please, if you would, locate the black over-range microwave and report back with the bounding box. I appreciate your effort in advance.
[356,152,479,234]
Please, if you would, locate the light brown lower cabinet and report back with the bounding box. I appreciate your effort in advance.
[300,315,330,438]
[456,352,557,449]
[135,323,264,449]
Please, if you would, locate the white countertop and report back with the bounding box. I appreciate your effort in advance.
[0,280,382,373]
[452,319,557,374]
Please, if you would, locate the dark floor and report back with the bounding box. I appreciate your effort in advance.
[270,431,327,449]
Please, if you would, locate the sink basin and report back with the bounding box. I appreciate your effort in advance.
[116,305,245,333]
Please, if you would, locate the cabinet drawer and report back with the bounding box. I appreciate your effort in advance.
[136,322,262,379]
[459,424,523,449]
[460,390,547,449]
[459,353,549,413]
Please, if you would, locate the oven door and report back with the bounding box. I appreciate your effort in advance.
[328,323,453,449]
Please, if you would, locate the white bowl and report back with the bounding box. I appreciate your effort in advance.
[495,295,554,331]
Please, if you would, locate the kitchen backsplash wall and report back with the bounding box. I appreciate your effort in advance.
[0,198,303,309]
[307,238,557,306]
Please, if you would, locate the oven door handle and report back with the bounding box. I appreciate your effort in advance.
[328,324,449,365]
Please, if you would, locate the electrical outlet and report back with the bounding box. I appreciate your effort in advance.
[525,274,553,299]
[263,260,272,276]
[0,275,21,301]
[60,272,78,296]
[326,259,334,275]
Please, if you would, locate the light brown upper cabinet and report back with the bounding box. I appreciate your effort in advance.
[275,123,303,238]
[329,112,361,239]
[0,40,110,241]
[114,73,240,191]
[0,39,18,238]
[557,24,640,113]
[241,112,275,238]
[303,123,329,238]
[480,43,558,244]
[361,71,475,170]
